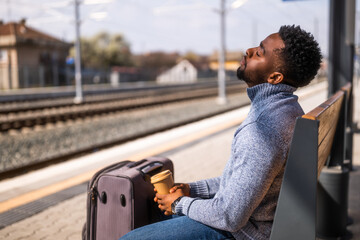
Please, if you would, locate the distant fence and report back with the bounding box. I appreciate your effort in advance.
[0,66,114,89]
[0,65,70,89]
[0,65,242,90]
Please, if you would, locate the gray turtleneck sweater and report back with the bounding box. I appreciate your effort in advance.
[174,83,304,240]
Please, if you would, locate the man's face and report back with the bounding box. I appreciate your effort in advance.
[237,33,285,87]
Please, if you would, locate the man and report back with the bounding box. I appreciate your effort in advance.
[121,25,322,240]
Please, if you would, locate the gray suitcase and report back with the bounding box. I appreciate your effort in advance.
[83,156,174,240]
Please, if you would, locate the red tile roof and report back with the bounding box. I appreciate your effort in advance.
[0,21,70,46]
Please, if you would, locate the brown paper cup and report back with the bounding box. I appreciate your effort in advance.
[151,170,174,195]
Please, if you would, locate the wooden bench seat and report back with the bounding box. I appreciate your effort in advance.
[270,83,352,240]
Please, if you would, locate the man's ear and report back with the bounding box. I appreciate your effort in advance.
[267,72,284,85]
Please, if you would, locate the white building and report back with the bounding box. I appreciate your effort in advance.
[156,59,197,84]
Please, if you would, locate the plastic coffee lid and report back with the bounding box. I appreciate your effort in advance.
[150,170,172,183]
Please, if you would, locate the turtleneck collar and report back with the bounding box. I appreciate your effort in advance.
[246,83,297,102]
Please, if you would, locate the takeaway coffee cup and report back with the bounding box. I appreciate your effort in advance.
[151,170,174,195]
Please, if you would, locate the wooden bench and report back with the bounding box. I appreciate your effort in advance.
[270,83,352,240]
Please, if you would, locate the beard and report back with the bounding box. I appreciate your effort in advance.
[237,56,250,83]
[236,66,244,80]
[237,66,267,87]
[237,66,250,83]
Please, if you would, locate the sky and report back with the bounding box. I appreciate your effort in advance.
[0,0,332,56]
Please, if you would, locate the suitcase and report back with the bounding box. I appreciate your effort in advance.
[83,156,174,240]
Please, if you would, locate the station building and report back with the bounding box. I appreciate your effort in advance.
[0,19,71,90]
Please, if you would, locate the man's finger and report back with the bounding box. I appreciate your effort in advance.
[156,193,165,199]
[164,211,172,216]
[169,186,178,193]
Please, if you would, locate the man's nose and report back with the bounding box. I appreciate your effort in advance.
[246,47,255,57]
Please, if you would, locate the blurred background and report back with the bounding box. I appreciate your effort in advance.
[0,0,331,88]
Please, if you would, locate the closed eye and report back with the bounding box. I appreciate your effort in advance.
[256,51,260,57]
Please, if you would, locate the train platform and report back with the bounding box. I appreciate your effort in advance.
[0,80,359,240]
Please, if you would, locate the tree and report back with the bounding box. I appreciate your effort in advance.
[70,32,133,69]
[183,51,200,63]
[134,51,180,69]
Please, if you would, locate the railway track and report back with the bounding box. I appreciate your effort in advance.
[0,91,251,180]
[0,80,239,107]
[0,82,246,132]
[0,81,241,113]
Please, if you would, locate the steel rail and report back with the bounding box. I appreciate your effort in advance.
[0,84,246,132]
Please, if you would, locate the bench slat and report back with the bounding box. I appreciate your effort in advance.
[317,126,338,176]
[315,93,344,145]
[302,91,344,176]
[302,90,344,120]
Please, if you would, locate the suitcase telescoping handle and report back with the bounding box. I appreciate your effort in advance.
[139,162,164,175]
[127,160,164,181]
[127,159,147,168]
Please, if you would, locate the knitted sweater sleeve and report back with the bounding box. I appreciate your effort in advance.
[174,123,287,232]
[189,177,221,199]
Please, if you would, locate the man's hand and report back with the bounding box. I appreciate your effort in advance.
[154,183,190,215]
[169,183,190,196]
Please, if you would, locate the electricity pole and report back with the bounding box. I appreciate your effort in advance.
[217,0,227,105]
[74,0,83,104]
[153,0,247,105]
[215,0,248,104]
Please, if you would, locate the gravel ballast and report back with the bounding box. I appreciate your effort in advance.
[0,93,250,173]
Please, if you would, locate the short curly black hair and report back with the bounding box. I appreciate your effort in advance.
[277,25,322,88]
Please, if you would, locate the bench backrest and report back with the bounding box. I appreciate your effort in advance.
[302,89,345,176]
[270,83,351,240]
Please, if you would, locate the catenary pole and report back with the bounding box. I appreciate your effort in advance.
[217,0,227,104]
[74,0,83,104]
[216,0,248,104]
